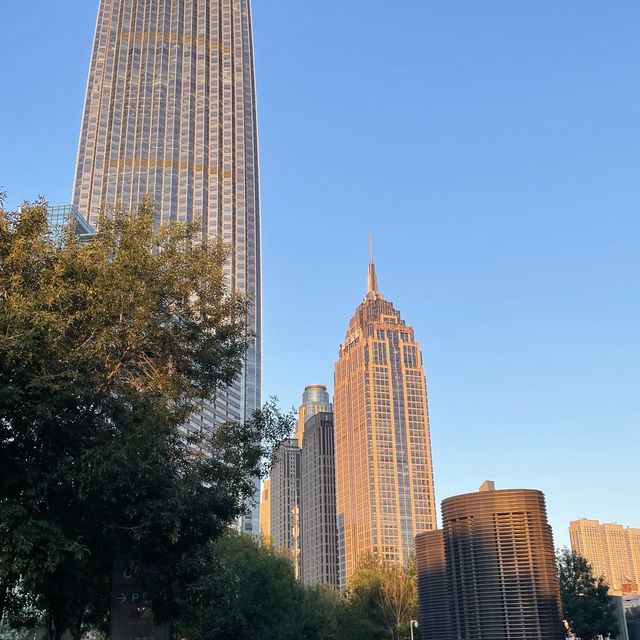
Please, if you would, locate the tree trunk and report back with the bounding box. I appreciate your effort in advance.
[46,611,55,640]
[0,579,8,622]
[53,619,65,640]
[71,608,86,640]
[46,610,65,640]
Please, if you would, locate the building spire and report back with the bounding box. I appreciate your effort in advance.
[367,230,379,295]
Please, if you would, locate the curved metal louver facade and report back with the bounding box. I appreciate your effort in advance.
[441,489,564,640]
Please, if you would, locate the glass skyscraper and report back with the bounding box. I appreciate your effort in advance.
[73,0,261,532]
[334,258,437,582]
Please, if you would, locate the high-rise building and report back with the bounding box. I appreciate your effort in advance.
[416,481,565,640]
[301,411,339,588]
[296,384,332,445]
[570,519,640,595]
[270,438,302,577]
[259,478,271,541]
[334,255,436,582]
[74,0,262,533]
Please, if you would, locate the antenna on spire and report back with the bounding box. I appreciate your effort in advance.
[367,230,379,295]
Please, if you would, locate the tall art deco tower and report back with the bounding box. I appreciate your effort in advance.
[73,0,261,532]
[334,256,437,583]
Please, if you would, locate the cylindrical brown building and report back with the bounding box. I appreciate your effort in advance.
[416,482,565,640]
[415,530,453,639]
[444,482,563,639]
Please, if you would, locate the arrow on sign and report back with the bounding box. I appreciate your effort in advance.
[116,593,126,604]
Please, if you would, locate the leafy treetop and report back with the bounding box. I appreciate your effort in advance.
[0,198,292,640]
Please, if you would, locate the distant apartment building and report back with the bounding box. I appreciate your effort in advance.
[570,519,640,594]
[270,438,301,577]
[301,411,339,588]
[334,256,436,582]
[416,481,564,640]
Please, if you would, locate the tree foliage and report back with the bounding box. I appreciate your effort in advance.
[557,548,619,640]
[345,555,418,640]
[0,198,292,639]
[184,533,304,640]
[167,534,419,640]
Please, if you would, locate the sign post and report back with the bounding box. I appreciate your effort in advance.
[110,561,168,640]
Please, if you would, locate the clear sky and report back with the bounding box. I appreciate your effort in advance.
[1,1,638,547]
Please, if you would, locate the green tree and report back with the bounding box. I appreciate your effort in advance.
[301,584,341,640]
[146,531,423,640]
[340,557,387,640]
[557,548,619,640]
[379,558,418,640]
[176,533,307,640]
[0,198,292,639]
[343,556,418,640]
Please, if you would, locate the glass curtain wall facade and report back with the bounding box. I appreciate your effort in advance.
[47,205,96,246]
[334,259,436,582]
[73,0,261,532]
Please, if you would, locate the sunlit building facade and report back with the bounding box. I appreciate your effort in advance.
[334,257,436,582]
[73,0,262,532]
[259,478,271,541]
[570,519,640,595]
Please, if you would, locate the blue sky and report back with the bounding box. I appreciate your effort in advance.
[1,1,639,546]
